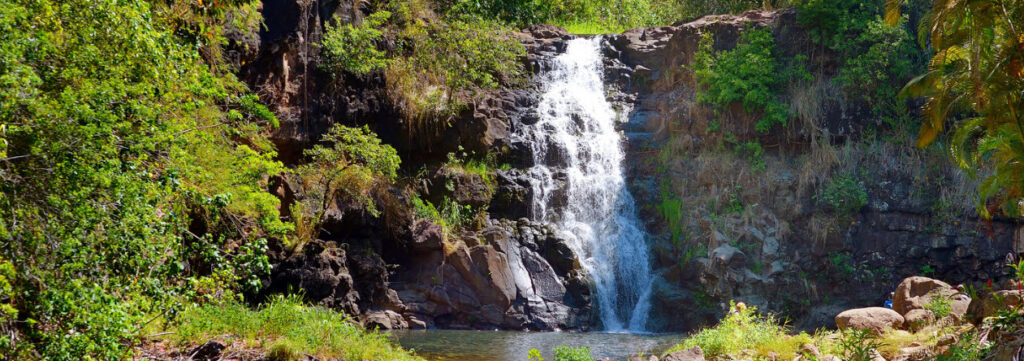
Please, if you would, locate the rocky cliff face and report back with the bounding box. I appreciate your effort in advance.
[239,0,592,331]
[600,9,1024,331]
[239,1,1021,333]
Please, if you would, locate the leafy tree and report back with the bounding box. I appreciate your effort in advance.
[0,0,284,358]
[293,125,400,245]
[886,0,1024,217]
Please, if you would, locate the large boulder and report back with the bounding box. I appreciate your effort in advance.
[663,346,705,361]
[835,307,904,334]
[968,289,1022,322]
[892,277,953,315]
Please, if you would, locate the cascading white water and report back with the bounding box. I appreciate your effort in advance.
[517,37,654,332]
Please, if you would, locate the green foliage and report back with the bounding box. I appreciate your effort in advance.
[930,332,989,361]
[439,0,794,33]
[410,195,475,236]
[691,28,802,134]
[293,125,400,245]
[829,252,857,276]
[817,174,868,216]
[171,295,423,361]
[0,0,289,358]
[796,0,882,50]
[924,295,952,319]
[835,16,917,119]
[919,264,936,276]
[386,9,525,129]
[322,11,392,76]
[552,345,594,361]
[834,329,883,361]
[667,302,812,359]
[528,348,545,361]
[735,141,766,172]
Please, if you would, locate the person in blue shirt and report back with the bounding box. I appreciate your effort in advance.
[884,292,894,309]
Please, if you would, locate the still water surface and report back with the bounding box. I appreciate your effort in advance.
[390,330,683,361]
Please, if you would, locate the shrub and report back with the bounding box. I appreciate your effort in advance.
[691,27,804,134]
[666,301,812,359]
[552,345,594,361]
[924,295,952,319]
[817,174,868,217]
[386,16,525,131]
[834,329,883,361]
[321,11,392,76]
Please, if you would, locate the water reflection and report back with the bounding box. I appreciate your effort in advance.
[390,330,683,361]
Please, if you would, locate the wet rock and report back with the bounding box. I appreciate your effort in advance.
[835,307,904,334]
[364,309,408,330]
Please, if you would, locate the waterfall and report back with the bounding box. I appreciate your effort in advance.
[517,37,654,332]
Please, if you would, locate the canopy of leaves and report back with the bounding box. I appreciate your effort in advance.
[886,0,1024,217]
[0,0,288,358]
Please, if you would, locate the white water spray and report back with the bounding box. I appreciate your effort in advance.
[517,37,654,332]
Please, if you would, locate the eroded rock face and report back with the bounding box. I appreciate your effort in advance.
[395,218,591,330]
[601,7,1022,332]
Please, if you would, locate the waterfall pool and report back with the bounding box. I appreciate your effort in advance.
[390,330,684,361]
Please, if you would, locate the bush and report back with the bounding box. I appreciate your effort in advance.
[691,27,805,134]
[552,345,594,361]
[666,302,812,359]
[321,11,392,76]
[385,14,525,131]
[817,174,868,217]
[924,295,952,319]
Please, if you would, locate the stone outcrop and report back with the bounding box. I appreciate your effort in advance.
[395,218,590,330]
[834,307,904,334]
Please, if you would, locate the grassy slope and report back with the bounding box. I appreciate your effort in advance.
[162,296,422,361]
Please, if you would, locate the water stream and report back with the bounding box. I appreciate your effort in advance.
[516,37,654,332]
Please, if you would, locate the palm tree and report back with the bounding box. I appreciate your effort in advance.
[886,0,1024,217]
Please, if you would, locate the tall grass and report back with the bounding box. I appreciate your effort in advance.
[170,295,422,361]
[665,302,812,359]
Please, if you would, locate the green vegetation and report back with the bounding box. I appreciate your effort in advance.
[440,0,795,33]
[833,329,883,361]
[526,345,594,361]
[170,295,422,361]
[293,125,401,246]
[924,294,952,319]
[691,28,799,134]
[816,174,868,217]
[666,302,812,359]
[378,2,526,131]
[552,345,595,361]
[886,0,1024,217]
[321,11,392,76]
[0,0,297,358]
